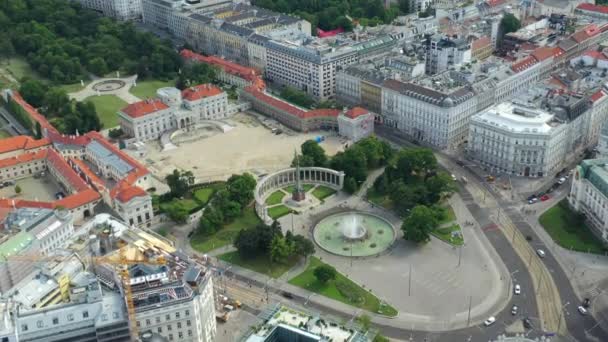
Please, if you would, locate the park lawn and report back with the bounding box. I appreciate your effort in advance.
[431,224,464,246]
[159,198,199,213]
[130,79,175,99]
[539,200,606,254]
[266,190,286,206]
[438,205,456,225]
[218,251,297,278]
[5,58,44,82]
[366,188,394,210]
[268,205,291,220]
[289,257,398,316]
[190,206,261,253]
[312,185,336,200]
[60,82,89,94]
[85,95,127,129]
[0,129,11,139]
[193,188,215,205]
[284,184,314,194]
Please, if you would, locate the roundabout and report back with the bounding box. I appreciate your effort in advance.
[92,79,126,92]
[313,212,395,257]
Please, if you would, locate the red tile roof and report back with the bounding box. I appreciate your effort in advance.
[69,158,106,192]
[577,3,608,15]
[115,185,147,203]
[302,109,340,119]
[55,189,100,209]
[121,99,169,119]
[344,107,369,119]
[486,0,505,7]
[0,149,47,168]
[245,86,307,118]
[0,136,51,155]
[531,47,563,62]
[471,36,491,51]
[511,56,537,73]
[583,50,608,61]
[181,84,223,101]
[181,49,266,90]
[46,148,89,192]
[591,90,606,102]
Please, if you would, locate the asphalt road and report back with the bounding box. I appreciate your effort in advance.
[376,125,608,341]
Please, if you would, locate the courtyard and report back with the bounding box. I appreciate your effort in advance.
[143,113,345,182]
[0,174,65,202]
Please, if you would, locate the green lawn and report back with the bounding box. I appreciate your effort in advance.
[438,205,456,225]
[539,200,606,254]
[190,206,261,253]
[0,129,11,139]
[366,189,394,210]
[431,224,464,246]
[268,205,291,220]
[60,82,89,94]
[130,79,176,99]
[159,198,199,213]
[4,58,44,82]
[84,95,127,129]
[193,188,215,205]
[218,250,297,278]
[312,185,336,200]
[289,257,398,316]
[266,190,286,206]
[284,184,314,194]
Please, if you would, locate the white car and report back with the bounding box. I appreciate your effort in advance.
[484,316,496,326]
[514,284,521,295]
[578,306,588,315]
[537,249,546,258]
[451,174,457,181]
[511,305,518,315]
[558,177,566,184]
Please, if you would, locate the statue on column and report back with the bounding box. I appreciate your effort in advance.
[292,151,306,202]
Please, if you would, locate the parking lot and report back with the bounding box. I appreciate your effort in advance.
[0,174,65,202]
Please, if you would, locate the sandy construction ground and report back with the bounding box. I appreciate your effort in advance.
[144,113,345,182]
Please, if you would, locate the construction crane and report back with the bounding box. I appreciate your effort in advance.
[7,247,166,341]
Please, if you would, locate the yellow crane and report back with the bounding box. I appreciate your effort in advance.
[7,247,166,341]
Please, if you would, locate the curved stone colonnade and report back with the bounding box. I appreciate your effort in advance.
[255,167,345,223]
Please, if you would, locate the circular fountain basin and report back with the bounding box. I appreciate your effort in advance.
[313,212,395,257]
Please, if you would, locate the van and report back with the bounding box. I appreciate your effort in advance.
[224,304,234,311]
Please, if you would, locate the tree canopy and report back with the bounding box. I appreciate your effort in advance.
[166,169,195,198]
[401,205,439,243]
[0,0,181,84]
[252,0,402,32]
[500,13,521,36]
[313,264,337,283]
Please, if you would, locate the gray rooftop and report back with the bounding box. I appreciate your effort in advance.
[86,140,134,176]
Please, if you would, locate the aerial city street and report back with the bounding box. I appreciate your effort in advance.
[1,0,608,341]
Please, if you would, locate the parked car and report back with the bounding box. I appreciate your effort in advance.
[540,195,550,201]
[282,292,294,299]
[514,284,521,295]
[578,306,588,315]
[583,298,591,308]
[511,305,518,315]
[558,177,566,185]
[527,194,537,201]
[483,317,496,326]
[528,198,538,204]
[451,174,457,181]
[537,249,546,258]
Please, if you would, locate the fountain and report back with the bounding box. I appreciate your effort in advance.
[342,215,367,241]
[313,212,395,257]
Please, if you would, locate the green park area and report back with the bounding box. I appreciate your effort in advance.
[431,224,464,246]
[265,190,286,206]
[85,95,127,129]
[268,205,291,220]
[289,257,398,316]
[218,250,297,278]
[366,188,394,210]
[539,200,606,254]
[4,58,43,82]
[193,187,215,205]
[130,79,175,99]
[190,206,261,253]
[311,185,336,200]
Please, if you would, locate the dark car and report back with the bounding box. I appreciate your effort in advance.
[527,195,537,201]
[583,298,591,308]
[523,317,533,329]
[55,192,65,200]
[282,292,294,299]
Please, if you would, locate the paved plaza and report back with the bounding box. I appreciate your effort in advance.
[0,175,63,202]
[143,113,345,182]
[68,75,141,104]
[276,189,510,329]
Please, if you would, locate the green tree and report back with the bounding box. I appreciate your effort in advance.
[300,140,327,166]
[165,169,195,198]
[164,204,189,224]
[108,128,123,139]
[401,205,438,243]
[357,314,372,332]
[0,35,15,62]
[43,87,70,116]
[88,57,109,76]
[500,13,521,36]
[34,121,42,139]
[373,335,390,342]
[343,176,357,194]
[314,264,337,284]
[234,227,261,257]
[19,79,47,108]
[226,173,256,207]
[424,172,455,203]
[269,235,292,263]
[14,185,21,194]
[292,234,315,260]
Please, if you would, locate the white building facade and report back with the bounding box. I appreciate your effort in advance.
[569,158,608,244]
[468,102,570,177]
[77,0,142,20]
